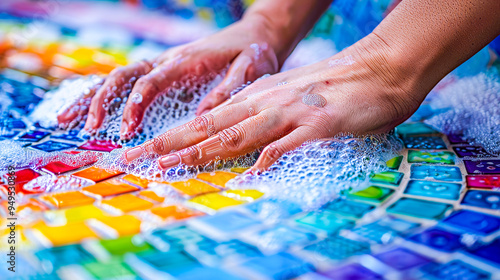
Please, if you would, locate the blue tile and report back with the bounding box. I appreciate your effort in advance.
[254,226,316,250]
[421,260,491,280]
[136,250,200,276]
[246,199,302,219]
[241,253,314,280]
[410,165,462,182]
[321,263,382,280]
[374,247,431,270]
[409,227,464,252]
[322,199,374,219]
[462,190,500,210]
[197,211,260,232]
[176,267,243,280]
[304,235,370,260]
[442,210,500,235]
[467,238,500,266]
[34,244,94,268]
[403,136,447,149]
[295,211,354,233]
[404,180,462,200]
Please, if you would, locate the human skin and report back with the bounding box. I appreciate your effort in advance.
[61,0,500,171]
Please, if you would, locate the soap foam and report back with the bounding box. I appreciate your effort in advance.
[425,70,500,155]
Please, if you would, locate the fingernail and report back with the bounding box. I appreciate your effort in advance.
[84,114,95,130]
[200,109,210,115]
[159,154,180,169]
[125,147,143,162]
[120,121,128,137]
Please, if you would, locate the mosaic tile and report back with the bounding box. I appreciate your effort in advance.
[295,211,354,233]
[170,179,220,196]
[386,155,403,170]
[78,139,122,152]
[404,180,462,200]
[121,174,151,188]
[241,253,314,280]
[189,193,244,211]
[34,244,95,268]
[410,165,462,182]
[30,140,77,152]
[374,247,431,270]
[4,168,40,183]
[94,215,142,236]
[462,190,500,209]
[223,189,264,201]
[387,198,452,220]
[321,263,382,280]
[409,227,464,252]
[196,211,259,233]
[16,130,50,142]
[82,179,138,197]
[254,226,316,250]
[396,123,439,136]
[196,171,237,187]
[150,205,203,221]
[51,130,84,142]
[466,238,500,266]
[139,190,166,203]
[34,222,99,246]
[49,204,106,224]
[408,150,455,165]
[246,199,302,219]
[465,160,500,174]
[304,235,370,260]
[322,199,374,219]
[99,235,154,256]
[176,267,242,280]
[442,210,500,235]
[347,185,394,204]
[83,259,137,279]
[467,175,500,189]
[370,171,404,185]
[72,166,123,182]
[136,250,201,276]
[403,136,447,149]
[454,146,494,158]
[102,193,155,212]
[40,191,95,208]
[42,161,82,174]
[421,260,491,280]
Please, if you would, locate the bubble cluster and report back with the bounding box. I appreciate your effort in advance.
[425,70,500,155]
[23,175,94,193]
[0,140,101,172]
[227,134,403,210]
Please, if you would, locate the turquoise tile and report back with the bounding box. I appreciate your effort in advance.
[404,180,462,200]
[295,211,354,233]
[387,198,452,220]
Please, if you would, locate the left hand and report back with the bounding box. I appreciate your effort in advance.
[124,34,426,172]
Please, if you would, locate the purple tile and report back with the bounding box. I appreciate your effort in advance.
[321,263,382,280]
[464,160,500,174]
[453,146,494,158]
[447,134,468,144]
[374,247,431,270]
[409,228,463,252]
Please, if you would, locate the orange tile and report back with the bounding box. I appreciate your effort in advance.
[82,179,138,197]
[139,190,165,203]
[121,174,151,188]
[102,194,154,212]
[73,166,123,182]
[169,179,220,196]
[34,222,98,246]
[95,215,142,236]
[150,205,204,221]
[40,191,95,208]
[196,171,237,188]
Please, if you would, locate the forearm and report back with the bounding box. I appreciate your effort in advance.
[242,0,332,66]
[373,0,500,97]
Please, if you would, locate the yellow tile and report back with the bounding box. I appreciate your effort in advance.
[139,190,165,203]
[52,205,106,223]
[95,215,142,236]
[34,222,98,246]
[189,193,244,211]
[122,174,151,188]
[230,167,249,174]
[82,179,138,197]
[196,171,237,188]
[150,205,204,221]
[73,166,123,182]
[170,179,220,196]
[40,191,95,208]
[102,194,154,212]
[224,189,264,201]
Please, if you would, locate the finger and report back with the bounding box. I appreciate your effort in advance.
[124,101,254,162]
[196,43,278,115]
[251,126,320,172]
[84,60,152,131]
[57,80,102,128]
[158,110,288,169]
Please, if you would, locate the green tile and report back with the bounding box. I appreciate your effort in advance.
[407,150,455,165]
[83,258,137,279]
[370,171,404,185]
[386,156,403,170]
[387,198,452,220]
[348,186,394,204]
[99,235,154,256]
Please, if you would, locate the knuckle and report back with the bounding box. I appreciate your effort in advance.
[179,145,202,165]
[187,114,215,136]
[263,143,284,161]
[144,133,172,154]
[218,124,245,151]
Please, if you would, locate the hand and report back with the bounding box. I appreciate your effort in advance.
[58,20,280,139]
[125,34,427,171]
